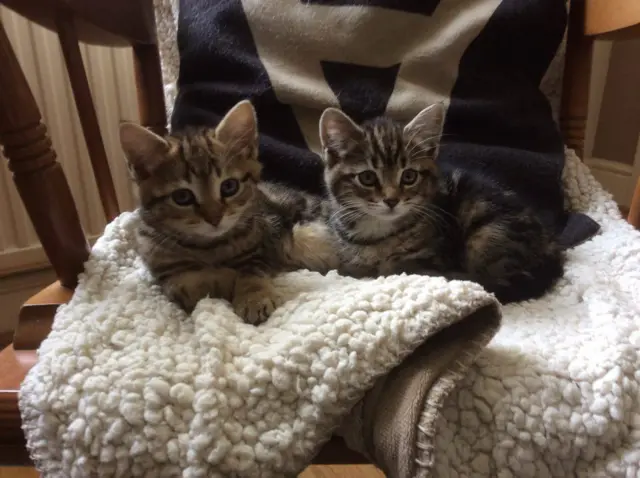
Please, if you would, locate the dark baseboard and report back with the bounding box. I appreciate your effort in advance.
[619,205,630,218]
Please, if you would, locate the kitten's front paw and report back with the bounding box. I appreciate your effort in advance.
[233,294,280,325]
[165,284,200,313]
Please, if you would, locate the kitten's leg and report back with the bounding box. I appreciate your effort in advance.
[380,254,447,277]
[463,217,564,303]
[339,265,376,279]
[284,221,339,274]
[380,257,479,284]
[162,267,283,323]
[381,261,440,277]
[441,271,476,282]
[161,268,237,313]
[232,274,283,325]
[388,262,475,282]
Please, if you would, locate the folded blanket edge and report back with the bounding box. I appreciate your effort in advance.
[413,303,502,478]
[338,302,502,478]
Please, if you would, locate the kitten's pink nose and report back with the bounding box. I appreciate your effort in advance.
[200,206,223,226]
[383,198,399,209]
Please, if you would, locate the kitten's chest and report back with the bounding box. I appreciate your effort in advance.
[211,215,289,268]
[150,215,289,271]
[355,217,402,240]
[337,218,441,270]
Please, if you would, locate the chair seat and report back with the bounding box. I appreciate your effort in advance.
[0,345,35,465]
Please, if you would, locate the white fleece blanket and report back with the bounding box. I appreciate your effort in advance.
[19,149,640,477]
[425,151,640,477]
[19,214,499,476]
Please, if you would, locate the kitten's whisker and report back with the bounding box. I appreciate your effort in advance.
[329,205,355,221]
[413,210,448,234]
[414,207,445,224]
[424,203,458,224]
[416,211,448,231]
[413,204,451,229]
[412,210,442,233]
[334,208,365,225]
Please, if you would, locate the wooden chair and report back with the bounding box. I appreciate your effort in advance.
[0,0,639,467]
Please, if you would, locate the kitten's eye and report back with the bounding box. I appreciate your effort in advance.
[357,170,378,187]
[401,169,419,185]
[171,188,196,206]
[220,178,240,198]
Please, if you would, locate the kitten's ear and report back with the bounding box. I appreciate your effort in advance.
[215,100,258,155]
[403,102,446,146]
[119,122,169,181]
[319,108,363,154]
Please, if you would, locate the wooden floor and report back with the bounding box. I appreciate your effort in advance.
[0,470,38,478]
[301,465,384,477]
[0,466,384,477]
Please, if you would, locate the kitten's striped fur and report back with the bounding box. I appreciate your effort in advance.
[319,104,564,303]
[121,100,336,323]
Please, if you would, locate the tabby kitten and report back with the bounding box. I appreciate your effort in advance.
[319,103,564,303]
[120,100,336,323]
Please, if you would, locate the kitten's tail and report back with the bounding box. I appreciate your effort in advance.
[284,222,339,274]
[479,247,565,304]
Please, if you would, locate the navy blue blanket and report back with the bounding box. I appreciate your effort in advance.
[172,0,599,246]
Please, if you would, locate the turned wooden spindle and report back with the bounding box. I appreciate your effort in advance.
[134,43,168,136]
[56,10,120,222]
[560,0,593,159]
[0,20,89,288]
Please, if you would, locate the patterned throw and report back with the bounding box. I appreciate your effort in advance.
[171,0,599,245]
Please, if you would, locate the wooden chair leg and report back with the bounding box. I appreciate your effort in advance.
[133,43,168,136]
[55,9,120,222]
[628,176,640,229]
[0,21,88,288]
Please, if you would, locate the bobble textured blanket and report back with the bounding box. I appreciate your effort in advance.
[19,219,501,476]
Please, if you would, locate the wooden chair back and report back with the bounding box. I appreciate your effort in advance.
[0,1,166,289]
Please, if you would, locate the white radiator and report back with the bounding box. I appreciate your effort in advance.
[0,7,141,276]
